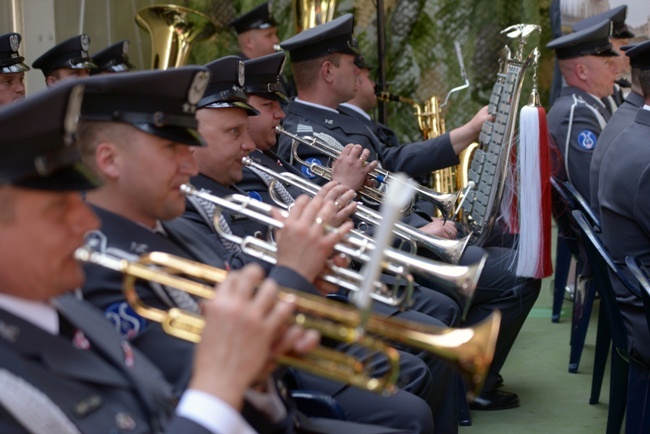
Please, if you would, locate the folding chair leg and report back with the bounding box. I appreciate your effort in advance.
[569,275,596,373]
[625,362,650,434]
[590,301,611,404]
[607,351,628,434]
[457,374,472,426]
[553,236,572,322]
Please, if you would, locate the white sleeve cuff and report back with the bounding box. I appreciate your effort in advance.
[176,389,257,434]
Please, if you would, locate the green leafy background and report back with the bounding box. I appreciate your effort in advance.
[185,0,554,143]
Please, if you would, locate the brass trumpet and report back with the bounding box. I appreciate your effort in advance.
[276,125,461,219]
[74,245,501,398]
[181,184,485,308]
[183,184,412,307]
[242,157,470,265]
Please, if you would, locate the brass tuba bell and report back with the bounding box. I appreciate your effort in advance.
[135,4,218,70]
[293,0,339,33]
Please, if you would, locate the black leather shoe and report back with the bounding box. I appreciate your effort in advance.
[469,390,520,411]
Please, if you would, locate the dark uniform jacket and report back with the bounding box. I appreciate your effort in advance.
[599,107,650,366]
[547,85,612,202]
[277,100,444,227]
[238,149,306,207]
[182,173,317,295]
[80,206,413,434]
[590,90,644,215]
[180,174,435,434]
[0,295,212,434]
[278,100,457,180]
[80,205,303,434]
[336,104,459,175]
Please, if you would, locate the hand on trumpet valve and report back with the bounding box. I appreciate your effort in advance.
[271,195,353,291]
[419,218,458,240]
[331,144,378,192]
[315,181,358,227]
[191,263,320,406]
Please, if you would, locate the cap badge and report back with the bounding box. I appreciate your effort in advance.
[80,34,90,51]
[64,85,84,146]
[122,40,129,54]
[238,60,245,87]
[9,34,19,52]
[187,70,210,109]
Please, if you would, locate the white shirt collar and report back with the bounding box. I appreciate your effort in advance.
[135,219,167,236]
[294,98,339,114]
[0,293,58,335]
[340,102,371,120]
[588,92,607,109]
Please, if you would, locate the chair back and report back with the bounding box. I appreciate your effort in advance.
[550,177,580,255]
[624,256,650,336]
[562,180,601,232]
[572,210,629,357]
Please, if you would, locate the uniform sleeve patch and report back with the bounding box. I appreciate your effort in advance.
[248,191,263,202]
[104,302,146,339]
[577,130,597,150]
[301,158,322,179]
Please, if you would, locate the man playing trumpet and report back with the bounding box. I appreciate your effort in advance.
[0,74,320,434]
[75,67,414,433]
[275,13,541,413]
[179,54,440,434]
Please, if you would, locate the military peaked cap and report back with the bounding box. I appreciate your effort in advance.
[625,40,650,71]
[0,81,99,191]
[91,40,134,74]
[280,14,359,63]
[572,5,635,39]
[352,39,371,70]
[32,34,97,77]
[80,67,210,146]
[199,56,259,115]
[0,33,30,73]
[229,2,275,34]
[547,19,618,60]
[243,52,288,102]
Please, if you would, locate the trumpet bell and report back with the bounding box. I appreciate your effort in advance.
[75,246,500,397]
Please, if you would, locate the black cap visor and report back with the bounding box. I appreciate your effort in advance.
[16,163,101,191]
[3,146,101,191]
[199,99,260,115]
[132,123,206,147]
[613,25,635,39]
[245,82,289,102]
[289,37,360,62]
[555,42,619,60]
[0,57,30,73]
[92,61,134,75]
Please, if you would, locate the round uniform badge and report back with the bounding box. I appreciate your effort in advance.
[248,191,263,202]
[104,302,146,339]
[301,158,322,179]
[577,130,597,150]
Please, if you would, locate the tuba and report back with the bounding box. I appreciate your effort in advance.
[460,25,541,244]
[135,5,218,70]
[293,0,339,33]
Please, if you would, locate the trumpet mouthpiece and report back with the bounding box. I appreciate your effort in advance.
[180,184,195,195]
